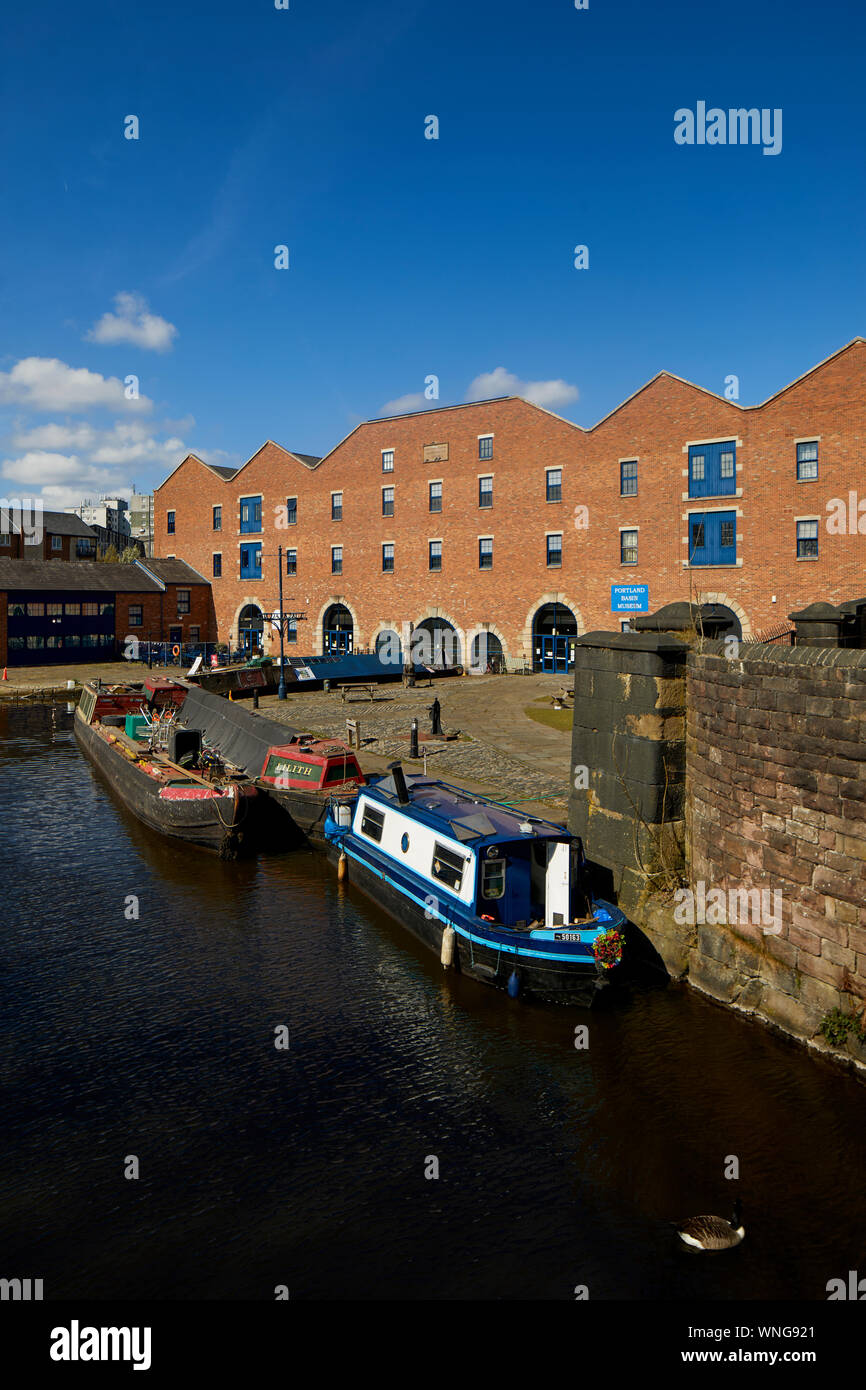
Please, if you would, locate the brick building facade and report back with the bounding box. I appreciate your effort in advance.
[0,558,215,667]
[153,339,866,672]
[0,510,97,561]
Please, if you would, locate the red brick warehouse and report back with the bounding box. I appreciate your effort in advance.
[154,339,866,672]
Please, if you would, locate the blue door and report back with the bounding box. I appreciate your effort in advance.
[325,629,352,655]
[541,636,570,673]
[688,442,736,498]
[689,511,737,566]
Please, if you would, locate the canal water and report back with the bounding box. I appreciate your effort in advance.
[1,704,863,1301]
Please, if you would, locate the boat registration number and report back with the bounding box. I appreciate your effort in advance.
[554,931,583,941]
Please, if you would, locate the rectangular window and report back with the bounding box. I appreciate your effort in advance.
[331,492,343,521]
[429,540,442,571]
[0,532,9,546]
[64,602,80,616]
[167,510,175,535]
[479,475,493,508]
[189,626,200,643]
[478,435,493,461]
[382,543,394,572]
[382,449,394,473]
[46,602,62,617]
[286,497,297,525]
[100,602,114,617]
[361,802,385,843]
[546,468,562,503]
[332,546,342,575]
[240,544,262,580]
[82,602,99,617]
[128,605,143,627]
[688,441,736,498]
[213,505,222,531]
[240,496,262,533]
[546,533,562,567]
[177,589,191,615]
[51,535,62,551]
[479,537,493,569]
[620,529,638,565]
[431,842,467,893]
[797,519,819,559]
[286,620,297,643]
[620,461,638,496]
[27,602,44,617]
[689,510,737,566]
[429,482,442,513]
[286,549,297,576]
[797,441,818,480]
[382,486,394,517]
[213,553,222,577]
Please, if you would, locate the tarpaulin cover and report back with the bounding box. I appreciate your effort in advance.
[177,684,300,776]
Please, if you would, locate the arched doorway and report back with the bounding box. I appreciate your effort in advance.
[414,617,462,668]
[238,603,264,656]
[470,631,504,673]
[532,602,578,673]
[323,603,353,655]
[375,628,402,667]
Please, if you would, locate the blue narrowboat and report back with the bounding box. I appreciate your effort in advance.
[323,764,626,1004]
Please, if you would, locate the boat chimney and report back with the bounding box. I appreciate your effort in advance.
[388,760,411,805]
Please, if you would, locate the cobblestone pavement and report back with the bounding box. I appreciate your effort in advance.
[256,674,573,812]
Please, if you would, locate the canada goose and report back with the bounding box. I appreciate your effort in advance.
[675,1199,745,1251]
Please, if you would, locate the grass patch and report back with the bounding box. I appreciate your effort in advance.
[524,703,573,732]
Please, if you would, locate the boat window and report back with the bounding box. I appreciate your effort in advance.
[324,762,360,784]
[360,803,385,843]
[481,858,505,899]
[431,842,467,892]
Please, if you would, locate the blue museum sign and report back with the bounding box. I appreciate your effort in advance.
[611,584,649,613]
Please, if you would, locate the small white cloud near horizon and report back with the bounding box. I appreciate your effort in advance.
[465,367,579,410]
[0,358,151,413]
[86,292,178,352]
[379,391,428,416]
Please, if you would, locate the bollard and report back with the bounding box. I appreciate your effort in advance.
[410,717,419,759]
[252,689,259,709]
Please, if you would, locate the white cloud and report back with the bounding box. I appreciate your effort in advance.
[0,358,151,413]
[380,391,428,416]
[86,291,178,352]
[465,367,579,410]
[1,451,83,486]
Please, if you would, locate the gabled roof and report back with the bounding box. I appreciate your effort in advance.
[139,557,209,585]
[0,559,162,592]
[4,510,96,538]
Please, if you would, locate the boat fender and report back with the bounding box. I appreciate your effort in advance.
[507,969,521,999]
[440,925,455,968]
[338,851,347,882]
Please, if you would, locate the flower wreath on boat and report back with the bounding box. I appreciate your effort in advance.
[592,927,624,971]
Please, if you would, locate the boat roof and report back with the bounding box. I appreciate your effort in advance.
[363,774,569,847]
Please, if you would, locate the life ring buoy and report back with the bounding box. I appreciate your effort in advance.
[172,644,181,657]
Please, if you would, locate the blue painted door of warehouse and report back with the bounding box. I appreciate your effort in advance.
[689,510,737,566]
[325,629,352,655]
[541,636,569,673]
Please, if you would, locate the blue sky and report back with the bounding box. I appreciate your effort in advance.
[1,0,864,507]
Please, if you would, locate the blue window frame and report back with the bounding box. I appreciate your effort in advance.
[620,529,638,564]
[689,511,736,566]
[167,510,175,535]
[285,497,297,525]
[382,486,394,517]
[688,442,736,498]
[620,461,638,496]
[429,540,442,571]
[382,543,394,572]
[797,519,819,559]
[240,543,261,579]
[546,468,562,502]
[429,482,442,512]
[331,492,343,521]
[212,553,222,577]
[331,546,342,575]
[286,549,296,576]
[478,435,493,461]
[240,496,262,533]
[546,533,562,567]
[479,537,493,569]
[212,505,221,531]
[797,442,818,480]
[479,475,493,508]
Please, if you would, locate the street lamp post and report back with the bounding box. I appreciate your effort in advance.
[277,544,287,701]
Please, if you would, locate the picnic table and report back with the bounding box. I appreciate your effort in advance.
[340,683,377,702]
